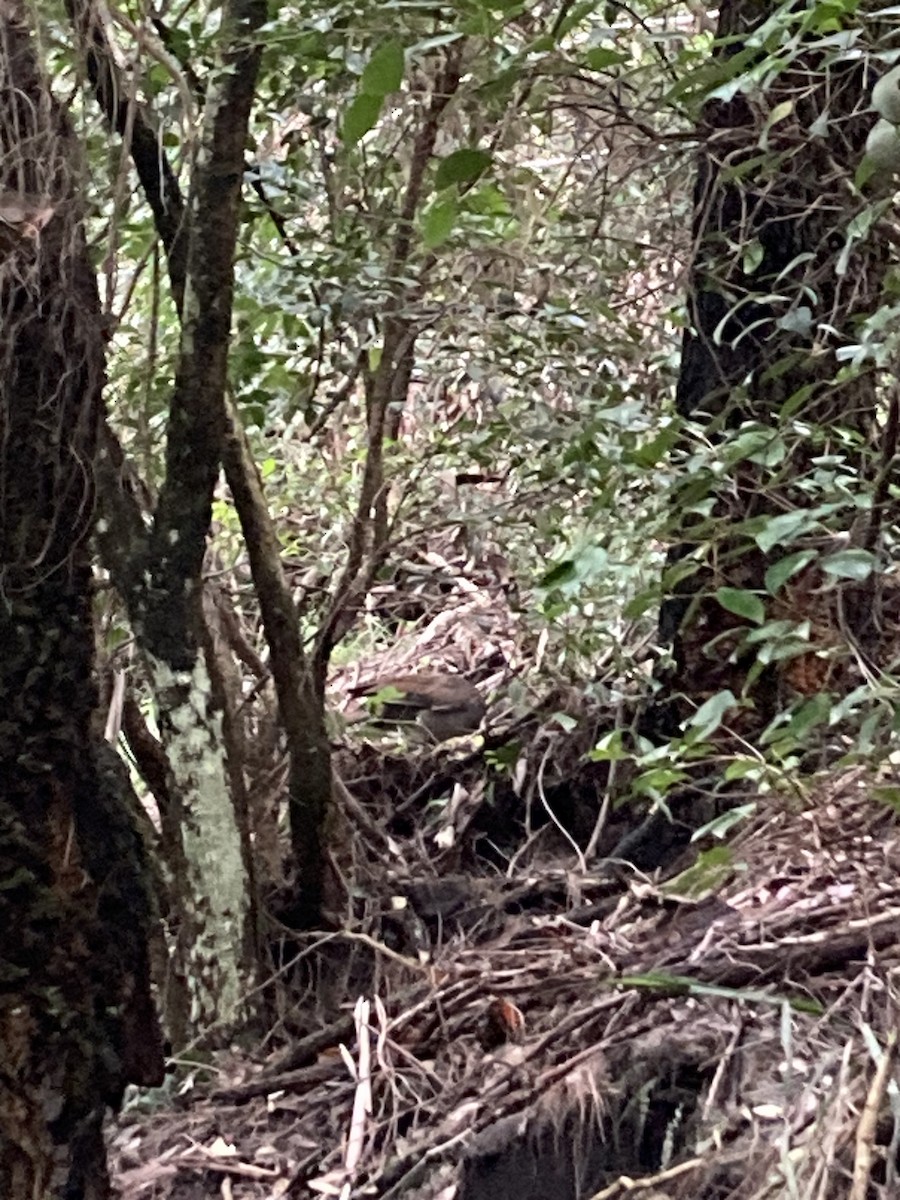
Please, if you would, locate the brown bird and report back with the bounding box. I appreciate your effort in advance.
[348,672,486,742]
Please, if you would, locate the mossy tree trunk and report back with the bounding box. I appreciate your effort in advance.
[0,4,163,1194]
[72,0,334,936]
[84,0,267,1041]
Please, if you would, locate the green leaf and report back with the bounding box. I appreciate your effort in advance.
[686,689,738,740]
[583,47,628,70]
[626,426,679,468]
[660,845,734,897]
[777,306,813,336]
[361,41,404,96]
[872,785,900,813]
[421,194,457,248]
[551,711,578,732]
[616,973,823,1014]
[830,684,872,724]
[465,183,512,216]
[724,758,765,782]
[589,731,629,762]
[484,742,521,771]
[716,587,765,624]
[756,638,813,667]
[778,382,816,420]
[633,766,689,796]
[539,559,577,588]
[766,99,794,127]
[523,34,555,53]
[105,622,131,650]
[408,33,463,55]
[748,434,786,467]
[692,802,756,840]
[765,550,815,594]
[755,510,818,554]
[724,426,770,464]
[623,586,660,619]
[341,93,384,146]
[242,403,266,428]
[434,148,492,190]
[746,618,809,645]
[555,0,604,38]
[742,238,764,274]
[820,548,876,580]
[784,694,831,739]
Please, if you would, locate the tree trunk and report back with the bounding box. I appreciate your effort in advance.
[221,408,334,927]
[79,0,267,1040]
[0,4,162,1194]
[657,3,894,747]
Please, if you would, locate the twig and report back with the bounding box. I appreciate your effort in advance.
[342,998,373,1177]
[849,1031,896,1200]
[589,1156,705,1198]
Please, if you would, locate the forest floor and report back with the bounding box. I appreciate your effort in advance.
[110,559,900,1198]
[110,762,900,1200]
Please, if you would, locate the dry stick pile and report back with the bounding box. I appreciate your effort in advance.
[112,768,900,1200]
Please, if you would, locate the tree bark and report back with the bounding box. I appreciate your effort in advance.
[0,4,162,1194]
[656,2,893,745]
[83,0,268,1037]
[135,0,267,1037]
[72,0,334,929]
[221,408,333,925]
